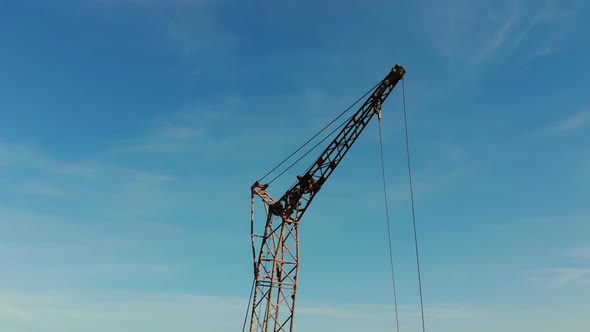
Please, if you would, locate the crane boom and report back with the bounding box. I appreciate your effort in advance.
[248,65,406,332]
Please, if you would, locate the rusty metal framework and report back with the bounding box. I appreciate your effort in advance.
[248,65,406,332]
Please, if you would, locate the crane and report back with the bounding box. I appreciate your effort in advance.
[247,65,406,332]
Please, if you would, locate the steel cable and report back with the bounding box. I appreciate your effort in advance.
[241,279,255,332]
[378,118,401,332]
[258,80,381,183]
[402,78,426,332]
[266,112,352,185]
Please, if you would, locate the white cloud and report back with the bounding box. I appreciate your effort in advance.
[17,290,579,332]
[15,182,66,198]
[567,247,590,260]
[550,110,590,133]
[418,0,577,67]
[512,0,554,47]
[0,291,490,332]
[527,268,590,289]
[471,3,519,64]
[0,302,33,322]
[0,291,246,331]
[0,139,97,177]
[418,1,518,64]
[162,1,237,75]
[525,46,558,60]
[0,141,193,232]
[117,112,210,153]
[295,301,488,322]
[158,125,204,140]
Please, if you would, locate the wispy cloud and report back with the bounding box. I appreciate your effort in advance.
[157,124,203,141]
[117,109,215,154]
[567,247,590,260]
[76,0,233,78]
[527,268,590,289]
[3,289,587,332]
[0,139,96,177]
[550,109,590,133]
[471,3,519,64]
[419,1,519,64]
[0,139,175,183]
[116,115,218,154]
[297,301,488,321]
[162,1,238,77]
[0,301,33,322]
[524,46,559,61]
[14,181,66,198]
[115,93,318,159]
[0,291,247,331]
[0,137,185,220]
[419,0,577,67]
[512,0,554,47]
[0,291,487,331]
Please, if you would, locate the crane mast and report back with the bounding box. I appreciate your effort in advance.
[249,65,406,332]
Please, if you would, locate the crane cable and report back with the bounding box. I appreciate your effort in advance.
[401,79,426,332]
[244,80,382,331]
[267,111,352,185]
[241,279,255,332]
[258,80,382,184]
[246,73,425,332]
[378,115,401,332]
[379,78,426,332]
[242,187,257,332]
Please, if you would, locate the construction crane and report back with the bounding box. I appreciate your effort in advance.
[247,65,406,332]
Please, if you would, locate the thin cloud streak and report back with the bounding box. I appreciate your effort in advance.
[471,3,519,64]
[567,247,590,260]
[419,0,575,67]
[14,182,66,198]
[527,268,590,289]
[550,109,590,133]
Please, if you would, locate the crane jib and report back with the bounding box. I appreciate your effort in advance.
[248,65,405,332]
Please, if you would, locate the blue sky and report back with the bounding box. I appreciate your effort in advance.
[0,0,589,331]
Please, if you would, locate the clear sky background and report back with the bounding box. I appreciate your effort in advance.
[1,0,589,331]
